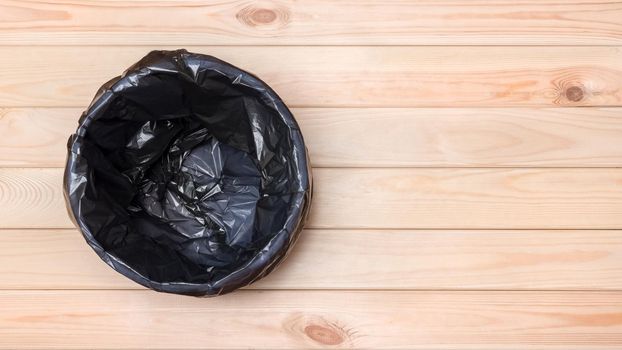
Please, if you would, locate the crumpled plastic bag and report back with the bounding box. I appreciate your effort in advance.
[64,49,312,296]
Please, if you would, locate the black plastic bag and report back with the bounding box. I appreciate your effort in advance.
[64,50,312,296]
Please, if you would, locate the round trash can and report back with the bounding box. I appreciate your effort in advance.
[64,50,312,296]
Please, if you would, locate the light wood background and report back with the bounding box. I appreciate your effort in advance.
[1,0,622,349]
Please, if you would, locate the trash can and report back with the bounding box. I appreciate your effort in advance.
[64,50,312,296]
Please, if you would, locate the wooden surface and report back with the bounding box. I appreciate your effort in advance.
[2,291,622,349]
[4,229,622,290]
[2,46,622,107]
[1,0,621,46]
[5,107,622,167]
[1,1,622,349]
[4,167,622,229]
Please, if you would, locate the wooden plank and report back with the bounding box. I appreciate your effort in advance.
[312,168,622,229]
[300,107,622,167]
[4,107,622,168]
[1,290,621,349]
[0,168,66,228]
[2,229,622,290]
[0,108,73,167]
[2,168,622,229]
[1,0,621,46]
[1,46,621,108]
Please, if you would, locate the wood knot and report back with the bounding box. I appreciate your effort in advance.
[304,325,344,346]
[250,8,277,24]
[283,313,357,347]
[565,86,584,102]
[236,3,290,29]
[550,72,590,105]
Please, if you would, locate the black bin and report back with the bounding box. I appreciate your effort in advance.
[64,50,312,296]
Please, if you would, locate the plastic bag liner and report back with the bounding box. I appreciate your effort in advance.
[64,49,312,296]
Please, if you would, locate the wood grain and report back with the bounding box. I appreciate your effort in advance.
[1,0,621,46]
[0,168,65,228]
[3,229,622,290]
[0,108,74,167]
[1,46,621,107]
[312,168,622,229]
[1,290,621,349]
[4,107,622,168]
[3,168,622,229]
